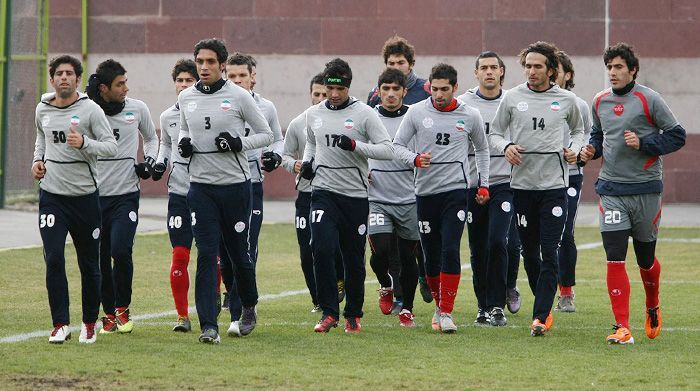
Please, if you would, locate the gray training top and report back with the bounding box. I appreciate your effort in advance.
[178,80,273,185]
[157,102,190,196]
[281,111,311,193]
[97,97,159,196]
[302,97,394,199]
[246,92,284,183]
[393,98,490,196]
[34,91,117,196]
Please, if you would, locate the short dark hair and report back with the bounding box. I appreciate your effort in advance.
[171,59,199,82]
[194,38,228,64]
[95,59,126,87]
[557,51,575,90]
[603,42,640,80]
[382,35,415,66]
[226,52,256,74]
[377,67,407,88]
[475,51,506,85]
[323,58,352,85]
[519,41,560,82]
[429,63,458,86]
[49,55,83,78]
[309,72,324,92]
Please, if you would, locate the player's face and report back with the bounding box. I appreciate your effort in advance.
[226,64,253,91]
[101,74,129,103]
[379,82,406,111]
[326,85,349,106]
[195,49,224,85]
[555,63,572,89]
[50,63,80,99]
[174,72,197,95]
[386,54,412,76]
[310,83,327,105]
[606,56,635,89]
[430,78,457,109]
[524,52,553,91]
[475,57,503,91]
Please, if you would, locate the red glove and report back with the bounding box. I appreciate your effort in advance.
[477,187,490,198]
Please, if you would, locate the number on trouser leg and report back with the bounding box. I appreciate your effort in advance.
[516,213,527,228]
[369,213,385,226]
[295,216,307,229]
[604,210,621,224]
[191,212,197,226]
[467,211,473,224]
[169,215,183,229]
[39,213,55,228]
[311,210,324,223]
[418,221,431,234]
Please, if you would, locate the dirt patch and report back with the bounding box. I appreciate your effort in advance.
[4,374,120,391]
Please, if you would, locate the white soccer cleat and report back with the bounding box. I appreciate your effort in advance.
[79,322,97,344]
[48,324,71,344]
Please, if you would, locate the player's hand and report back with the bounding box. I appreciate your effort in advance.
[563,147,577,164]
[299,161,314,180]
[261,151,282,172]
[32,161,46,180]
[293,160,302,174]
[578,144,595,163]
[134,157,154,180]
[624,130,640,150]
[66,126,84,149]
[338,135,356,151]
[151,158,168,181]
[475,186,490,205]
[178,137,193,158]
[505,144,524,166]
[414,152,431,168]
[215,132,242,152]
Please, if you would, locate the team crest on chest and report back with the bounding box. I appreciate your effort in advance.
[455,119,465,131]
[517,102,528,112]
[344,119,354,129]
[70,115,80,126]
[311,117,323,130]
[550,102,560,112]
[613,104,624,116]
[422,117,433,128]
[221,99,232,111]
[125,112,135,124]
[41,115,50,127]
[187,102,197,112]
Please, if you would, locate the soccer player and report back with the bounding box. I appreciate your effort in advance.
[152,59,199,332]
[222,52,284,336]
[553,51,592,313]
[458,51,521,326]
[301,58,394,333]
[85,59,159,335]
[178,38,273,343]
[579,43,686,344]
[33,55,117,343]
[368,68,421,327]
[489,41,584,337]
[393,63,490,333]
[281,73,327,312]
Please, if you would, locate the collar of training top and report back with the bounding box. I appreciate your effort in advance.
[378,104,409,118]
[612,81,636,96]
[324,76,351,88]
[195,78,226,94]
[476,88,503,101]
[325,97,355,111]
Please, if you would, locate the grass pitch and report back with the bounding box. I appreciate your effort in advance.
[1,225,699,390]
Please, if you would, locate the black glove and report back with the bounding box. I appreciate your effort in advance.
[134,156,155,179]
[215,132,242,152]
[299,160,315,180]
[261,151,282,172]
[178,137,193,158]
[338,135,356,151]
[151,158,168,181]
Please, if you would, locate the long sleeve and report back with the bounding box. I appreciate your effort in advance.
[281,124,300,174]
[157,112,172,165]
[33,110,46,163]
[82,106,117,157]
[639,95,686,156]
[589,103,604,160]
[469,111,490,188]
[178,103,190,142]
[392,110,419,166]
[566,96,584,154]
[302,114,316,163]
[266,103,284,154]
[138,102,159,160]
[353,111,394,160]
[488,94,512,153]
[239,92,273,151]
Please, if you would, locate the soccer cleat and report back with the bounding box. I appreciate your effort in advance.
[239,306,257,336]
[198,328,220,344]
[556,294,576,312]
[506,287,521,314]
[48,324,71,344]
[474,309,491,326]
[378,287,394,315]
[227,321,241,337]
[99,315,117,334]
[545,312,553,331]
[115,307,133,333]
[398,309,416,328]
[489,307,507,327]
[431,307,441,331]
[418,277,433,303]
[607,325,634,344]
[311,304,322,313]
[390,299,403,316]
[439,313,457,333]
[314,314,339,333]
[79,323,96,344]
[645,306,662,339]
[344,317,361,334]
[531,319,548,337]
[337,280,345,303]
[173,316,191,332]
[222,292,230,310]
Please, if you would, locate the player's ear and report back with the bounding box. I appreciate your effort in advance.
[402,88,407,98]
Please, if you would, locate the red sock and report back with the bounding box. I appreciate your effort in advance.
[439,272,461,314]
[216,256,222,295]
[426,275,441,308]
[170,246,190,318]
[560,285,573,296]
[639,257,661,309]
[607,261,630,329]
